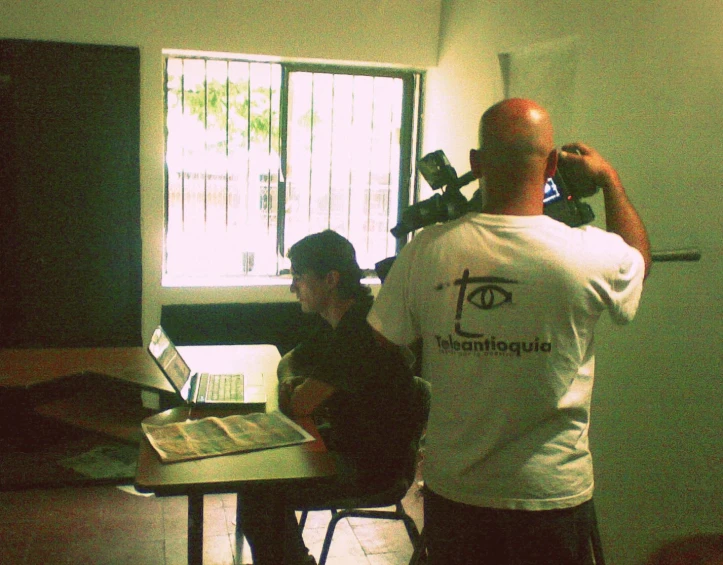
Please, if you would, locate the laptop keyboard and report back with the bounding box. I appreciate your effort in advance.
[198,373,245,402]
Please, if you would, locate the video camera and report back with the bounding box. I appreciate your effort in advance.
[389,149,599,239]
[390,150,478,238]
[542,149,599,227]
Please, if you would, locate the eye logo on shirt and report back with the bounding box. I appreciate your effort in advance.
[433,269,551,356]
[466,283,513,310]
[436,269,518,338]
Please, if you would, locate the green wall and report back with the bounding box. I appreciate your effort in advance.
[423,1,722,563]
[3,1,720,561]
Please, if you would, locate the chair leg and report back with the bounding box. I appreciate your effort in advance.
[307,503,422,565]
[298,510,308,532]
[396,502,421,547]
[408,526,427,565]
[318,510,340,565]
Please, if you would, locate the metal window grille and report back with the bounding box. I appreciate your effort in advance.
[164,54,421,281]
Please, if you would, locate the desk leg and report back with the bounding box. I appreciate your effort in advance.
[235,492,244,539]
[188,492,204,565]
[235,491,247,562]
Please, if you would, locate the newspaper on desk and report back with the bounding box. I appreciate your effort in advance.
[142,411,315,463]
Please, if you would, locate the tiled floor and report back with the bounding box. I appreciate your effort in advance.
[0,479,424,565]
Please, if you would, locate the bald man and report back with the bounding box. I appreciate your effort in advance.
[368,98,651,564]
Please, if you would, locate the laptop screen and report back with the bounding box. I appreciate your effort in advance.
[148,327,193,393]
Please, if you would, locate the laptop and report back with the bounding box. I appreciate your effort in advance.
[147,326,266,408]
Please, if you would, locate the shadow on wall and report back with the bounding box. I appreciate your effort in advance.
[644,533,723,565]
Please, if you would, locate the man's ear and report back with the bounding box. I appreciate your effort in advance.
[469,148,483,178]
[325,270,341,289]
[544,149,558,180]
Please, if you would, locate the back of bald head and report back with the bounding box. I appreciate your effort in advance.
[479,98,555,176]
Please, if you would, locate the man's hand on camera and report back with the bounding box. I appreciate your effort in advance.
[561,142,651,277]
[560,142,619,191]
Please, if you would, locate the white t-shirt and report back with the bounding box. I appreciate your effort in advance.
[368,212,645,510]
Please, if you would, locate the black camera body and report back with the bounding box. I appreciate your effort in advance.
[543,150,599,227]
[378,150,601,281]
[390,151,478,238]
[390,149,598,239]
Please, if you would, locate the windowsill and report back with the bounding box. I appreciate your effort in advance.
[162,275,381,289]
[162,275,293,288]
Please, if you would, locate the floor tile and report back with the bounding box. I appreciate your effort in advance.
[0,477,424,564]
[0,522,31,564]
[25,537,166,565]
[304,518,369,560]
[352,519,416,555]
[367,551,415,565]
[164,534,237,565]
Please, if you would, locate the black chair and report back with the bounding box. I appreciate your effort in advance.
[298,376,431,565]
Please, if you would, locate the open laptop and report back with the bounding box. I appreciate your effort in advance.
[147,326,266,408]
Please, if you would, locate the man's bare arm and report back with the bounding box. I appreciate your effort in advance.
[287,378,336,418]
[600,169,652,278]
[276,348,337,417]
[277,349,297,381]
[277,349,306,414]
[561,143,652,278]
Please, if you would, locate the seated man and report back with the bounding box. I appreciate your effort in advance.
[237,230,417,565]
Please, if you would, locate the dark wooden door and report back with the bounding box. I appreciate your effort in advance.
[0,40,141,347]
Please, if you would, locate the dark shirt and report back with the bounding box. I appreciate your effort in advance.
[291,295,416,487]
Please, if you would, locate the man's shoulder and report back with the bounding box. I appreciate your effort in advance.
[396,215,473,254]
[568,224,643,262]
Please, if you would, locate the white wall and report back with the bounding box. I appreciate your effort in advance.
[423,1,722,563]
[1,0,442,340]
[4,2,722,561]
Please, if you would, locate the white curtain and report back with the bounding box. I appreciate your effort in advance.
[498,36,579,145]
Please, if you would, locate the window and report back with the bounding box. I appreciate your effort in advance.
[163,53,423,284]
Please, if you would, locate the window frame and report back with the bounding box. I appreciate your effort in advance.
[162,52,424,286]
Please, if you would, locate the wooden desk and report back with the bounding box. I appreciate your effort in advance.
[134,345,337,565]
[0,344,290,491]
[0,347,174,449]
[0,346,171,489]
[0,346,172,391]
